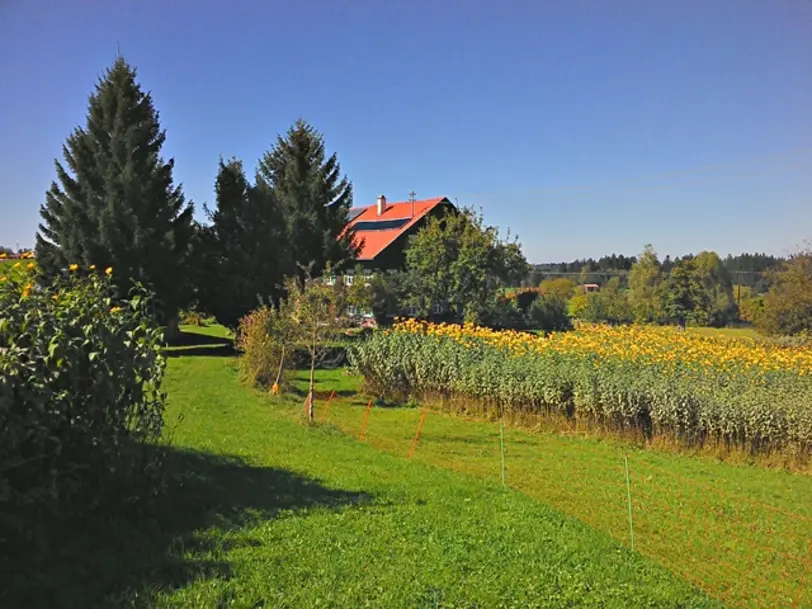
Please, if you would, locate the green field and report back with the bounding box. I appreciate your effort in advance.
[3,326,809,608]
[4,327,722,609]
[686,326,761,340]
[316,380,811,608]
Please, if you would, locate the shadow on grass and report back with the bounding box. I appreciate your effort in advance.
[289,386,357,399]
[163,330,235,358]
[0,446,371,608]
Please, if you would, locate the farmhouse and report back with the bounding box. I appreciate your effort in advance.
[328,194,456,285]
[349,195,455,270]
[329,194,456,322]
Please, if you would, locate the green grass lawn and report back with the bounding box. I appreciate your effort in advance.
[3,329,722,609]
[321,389,812,608]
[686,326,761,340]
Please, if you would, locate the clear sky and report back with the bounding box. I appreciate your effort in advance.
[1,0,810,263]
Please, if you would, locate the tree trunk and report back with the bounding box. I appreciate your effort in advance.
[308,353,316,422]
[275,347,286,386]
[164,315,181,343]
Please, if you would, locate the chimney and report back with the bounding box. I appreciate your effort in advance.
[376,194,387,216]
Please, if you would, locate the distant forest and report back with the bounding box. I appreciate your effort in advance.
[525,252,783,293]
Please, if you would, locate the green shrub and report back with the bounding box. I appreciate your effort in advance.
[179,308,209,326]
[756,252,812,336]
[508,287,540,313]
[0,265,166,506]
[484,296,526,329]
[235,305,286,389]
[528,294,571,331]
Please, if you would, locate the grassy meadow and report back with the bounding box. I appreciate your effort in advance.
[316,379,811,608]
[2,326,721,609]
[3,325,809,608]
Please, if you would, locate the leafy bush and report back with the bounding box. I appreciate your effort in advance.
[350,321,812,456]
[508,287,540,313]
[757,252,812,336]
[538,277,576,300]
[484,295,526,330]
[739,296,764,325]
[179,308,210,326]
[235,305,287,389]
[0,265,166,506]
[579,292,608,323]
[528,294,571,331]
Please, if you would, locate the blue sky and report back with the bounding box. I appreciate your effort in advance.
[1,1,810,263]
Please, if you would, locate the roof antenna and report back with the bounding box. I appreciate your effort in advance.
[409,190,416,218]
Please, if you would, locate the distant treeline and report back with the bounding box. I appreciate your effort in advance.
[525,252,783,292]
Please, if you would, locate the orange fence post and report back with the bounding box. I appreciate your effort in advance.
[319,390,336,422]
[408,408,429,460]
[359,399,373,441]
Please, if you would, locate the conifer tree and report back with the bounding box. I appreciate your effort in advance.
[36,57,194,329]
[256,120,358,285]
[198,158,286,328]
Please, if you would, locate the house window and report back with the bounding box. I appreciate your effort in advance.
[344,274,354,286]
[363,272,373,285]
[347,305,358,316]
[407,305,418,317]
[326,275,336,286]
[432,303,444,315]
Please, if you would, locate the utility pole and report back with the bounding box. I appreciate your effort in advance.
[408,190,416,217]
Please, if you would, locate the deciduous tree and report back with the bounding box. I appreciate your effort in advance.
[403,208,528,324]
[600,277,633,324]
[282,274,349,421]
[539,277,576,300]
[661,258,710,327]
[628,245,663,323]
[757,251,812,336]
[693,251,736,326]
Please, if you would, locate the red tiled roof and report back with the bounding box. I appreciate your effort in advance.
[346,197,450,260]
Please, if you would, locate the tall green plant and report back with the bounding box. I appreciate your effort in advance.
[628,244,663,323]
[256,120,358,287]
[757,251,812,336]
[0,265,166,506]
[403,207,528,324]
[35,57,194,333]
[198,158,286,328]
[282,274,349,421]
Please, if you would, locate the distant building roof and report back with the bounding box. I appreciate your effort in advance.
[345,196,450,261]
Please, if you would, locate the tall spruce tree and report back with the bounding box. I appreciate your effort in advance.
[256,120,358,285]
[36,57,194,329]
[198,158,286,328]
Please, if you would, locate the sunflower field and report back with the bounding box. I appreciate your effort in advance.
[349,319,812,456]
